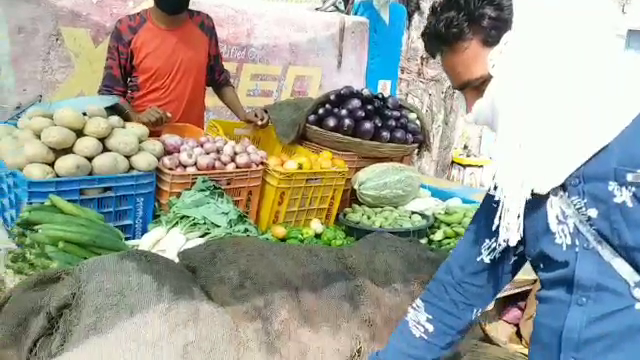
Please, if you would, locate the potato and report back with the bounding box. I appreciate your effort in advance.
[139,139,164,158]
[92,152,129,175]
[17,116,30,129]
[107,115,125,129]
[23,163,56,180]
[81,188,105,196]
[124,122,149,141]
[25,107,53,119]
[0,124,17,138]
[104,131,139,156]
[53,107,86,131]
[24,139,55,164]
[3,147,28,170]
[72,136,103,158]
[85,105,108,118]
[13,129,38,144]
[40,126,77,150]
[26,116,54,135]
[0,136,20,159]
[54,154,91,177]
[83,117,112,139]
[129,151,158,172]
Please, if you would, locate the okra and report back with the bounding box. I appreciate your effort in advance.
[58,241,97,259]
[35,226,129,251]
[22,211,123,241]
[48,195,105,223]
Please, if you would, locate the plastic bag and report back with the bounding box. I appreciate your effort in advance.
[351,162,422,207]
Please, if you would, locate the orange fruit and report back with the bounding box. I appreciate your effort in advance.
[309,154,319,163]
[267,156,282,168]
[319,158,332,169]
[283,160,299,171]
[271,225,287,240]
[297,157,312,170]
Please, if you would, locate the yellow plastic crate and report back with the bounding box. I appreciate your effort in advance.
[206,119,298,157]
[257,167,347,231]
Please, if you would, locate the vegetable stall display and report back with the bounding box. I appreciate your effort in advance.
[6,195,129,276]
[158,135,268,172]
[0,107,164,179]
[264,220,355,247]
[342,204,429,229]
[137,177,260,261]
[306,86,424,145]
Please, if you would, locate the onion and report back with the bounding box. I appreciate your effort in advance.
[246,145,258,154]
[175,166,185,173]
[227,140,237,147]
[214,136,224,142]
[160,155,180,170]
[249,153,262,164]
[225,162,237,170]
[202,142,217,154]
[180,144,193,153]
[162,135,183,154]
[215,141,226,152]
[193,147,205,157]
[251,163,258,169]
[185,165,198,172]
[220,154,232,165]
[209,153,219,160]
[185,139,198,148]
[240,138,252,147]
[235,153,251,168]
[196,155,215,171]
[214,160,225,170]
[179,150,197,167]
[222,144,235,157]
[234,144,246,154]
[198,136,213,145]
[257,150,268,160]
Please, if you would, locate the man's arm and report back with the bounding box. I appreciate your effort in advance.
[371,193,527,359]
[98,19,132,111]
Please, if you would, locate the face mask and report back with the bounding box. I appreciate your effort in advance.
[154,0,190,16]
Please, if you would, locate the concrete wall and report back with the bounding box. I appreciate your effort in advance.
[0,0,368,121]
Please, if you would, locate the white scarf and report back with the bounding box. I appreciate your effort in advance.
[467,0,640,248]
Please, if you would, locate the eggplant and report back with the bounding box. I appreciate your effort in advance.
[390,128,406,144]
[338,117,355,135]
[353,88,363,99]
[361,88,374,103]
[339,85,355,97]
[406,121,421,135]
[352,109,366,121]
[375,92,386,101]
[342,98,362,112]
[401,109,411,117]
[316,107,329,119]
[382,109,394,120]
[324,103,333,111]
[413,134,425,144]
[373,99,383,109]
[373,128,391,143]
[372,115,383,128]
[332,107,340,115]
[389,110,402,120]
[383,119,397,130]
[328,92,341,106]
[397,117,408,129]
[354,120,375,140]
[307,114,320,126]
[386,96,400,110]
[337,108,350,119]
[405,133,414,145]
[321,116,339,132]
[364,104,376,116]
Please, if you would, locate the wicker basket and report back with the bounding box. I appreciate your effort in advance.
[304,124,418,158]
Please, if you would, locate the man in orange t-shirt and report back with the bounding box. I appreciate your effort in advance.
[98,0,269,131]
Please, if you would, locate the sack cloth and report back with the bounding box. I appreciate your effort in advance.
[0,234,509,360]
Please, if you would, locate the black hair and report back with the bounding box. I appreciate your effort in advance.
[421,0,513,58]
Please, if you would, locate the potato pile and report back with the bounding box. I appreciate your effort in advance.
[0,106,164,180]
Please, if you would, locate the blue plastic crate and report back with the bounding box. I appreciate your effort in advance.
[0,170,156,240]
[0,170,27,230]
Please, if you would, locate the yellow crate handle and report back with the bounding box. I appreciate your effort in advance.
[206,121,224,138]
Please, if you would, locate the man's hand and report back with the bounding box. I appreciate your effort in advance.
[135,106,171,127]
[242,109,270,128]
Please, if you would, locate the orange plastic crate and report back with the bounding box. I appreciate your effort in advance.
[156,165,264,222]
[257,167,347,231]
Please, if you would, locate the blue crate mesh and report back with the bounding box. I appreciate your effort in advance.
[0,170,27,231]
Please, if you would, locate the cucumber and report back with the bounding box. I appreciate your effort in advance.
[58,242,98,259]
[22,211,123,241]
[28,232,55,247]
[48,195,105,223]
[86,246,115,255]
[36,226,129,251]
[44,245,83,267]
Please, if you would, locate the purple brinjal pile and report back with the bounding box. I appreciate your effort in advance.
[306,86,424,145]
